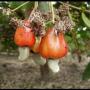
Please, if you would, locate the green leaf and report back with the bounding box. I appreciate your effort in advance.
[45,21,53,28]
[38,2,50,13]
[82,62,90,80]
[82,12,90,28]
[65,35,72,42]
[9,1,24,9]
[69,42,76,51]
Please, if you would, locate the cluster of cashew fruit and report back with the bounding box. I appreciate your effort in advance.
[14,4,68,73]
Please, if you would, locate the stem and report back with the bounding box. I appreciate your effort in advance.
[11,1,30,12]
[50,2,55,24]
[59,1,90,14]
[68,11,72,21]
[28,1,38,21]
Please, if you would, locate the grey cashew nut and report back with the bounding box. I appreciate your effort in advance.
[18,47,30,61]
[32,54,46,65]
[47,59,60,73]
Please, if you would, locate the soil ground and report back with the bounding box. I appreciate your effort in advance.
[0,53,90,89]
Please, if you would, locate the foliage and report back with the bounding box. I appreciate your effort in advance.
[82,62,90,80]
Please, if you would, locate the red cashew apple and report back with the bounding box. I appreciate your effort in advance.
[39,28,68,59]
[14,20,35,47]
[31,37,41,53]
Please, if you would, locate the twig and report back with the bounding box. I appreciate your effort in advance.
[11,1,30,12]
[50,2,55,23]
[59,1,90,14]
[28,1,38,21]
